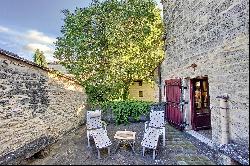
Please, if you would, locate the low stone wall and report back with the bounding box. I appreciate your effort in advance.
[0,52,87,164]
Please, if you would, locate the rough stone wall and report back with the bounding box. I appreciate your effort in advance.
[161,0,249,146]
[0,54,87,164]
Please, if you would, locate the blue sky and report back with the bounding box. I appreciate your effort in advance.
[0,0,162,62]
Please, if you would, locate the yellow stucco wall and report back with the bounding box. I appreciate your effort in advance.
[128,81,158,102]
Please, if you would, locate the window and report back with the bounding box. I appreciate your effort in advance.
[138,81,142,86]
[139,91,143,97]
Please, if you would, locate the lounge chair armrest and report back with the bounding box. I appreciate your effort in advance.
[101,121,107,130]
[144,121,149,131]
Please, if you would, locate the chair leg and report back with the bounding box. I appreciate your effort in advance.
[129,141,136,154]
[108,147,110,156]
[97,149,101,159]
[153,149,156,160]
[87,131,90,147]
[163,129,166,146]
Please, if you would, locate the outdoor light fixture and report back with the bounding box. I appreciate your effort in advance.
[187,63,197,71]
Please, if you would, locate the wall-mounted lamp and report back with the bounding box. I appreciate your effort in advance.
[187,63,197,71]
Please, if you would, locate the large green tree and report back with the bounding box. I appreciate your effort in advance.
[33,49,47,67]
[54,0,164,101]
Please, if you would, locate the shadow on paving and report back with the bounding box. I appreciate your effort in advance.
[21,122,217,165]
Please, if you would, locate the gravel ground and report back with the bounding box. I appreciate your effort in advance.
[20,122,218,165]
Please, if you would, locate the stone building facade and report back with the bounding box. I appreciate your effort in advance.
[128,80,159,102]
[0,49,87,164]
[161,0,248,158]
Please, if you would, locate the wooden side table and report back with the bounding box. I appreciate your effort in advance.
[114,130,136,154]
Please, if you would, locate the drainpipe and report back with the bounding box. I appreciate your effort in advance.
[158,64,162,103]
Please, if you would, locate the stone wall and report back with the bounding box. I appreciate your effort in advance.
[0,52,87,164]
[161,0,249,147]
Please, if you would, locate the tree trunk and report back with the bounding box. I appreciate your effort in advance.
[122,83,130,100]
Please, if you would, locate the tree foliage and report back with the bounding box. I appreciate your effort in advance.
[55,0,164,102]
[33,49,47,67]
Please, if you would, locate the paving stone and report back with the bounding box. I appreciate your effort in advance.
[186,161,203,165]
[203,160,216,165]
[175,155,189,161]
[177,161,188,165]
[189,156,201,161]
[182,144,197,151]
[193,161,208,165]
[198,156,211,161]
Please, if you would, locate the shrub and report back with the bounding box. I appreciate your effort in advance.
[99,100,154,125]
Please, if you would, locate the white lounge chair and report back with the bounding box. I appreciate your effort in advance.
[86,110,112,159]
[141,110,166,159]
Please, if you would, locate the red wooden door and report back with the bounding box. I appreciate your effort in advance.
[165,79,184,131]
[190,77,211,130]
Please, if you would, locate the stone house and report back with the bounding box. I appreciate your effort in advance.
[128,66,162,102]
[160,0,249,164]
[128,79,158,102]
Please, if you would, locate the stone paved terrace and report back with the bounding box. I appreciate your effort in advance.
[18,122,218,165]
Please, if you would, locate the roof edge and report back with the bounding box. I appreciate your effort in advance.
[0,48,80,85]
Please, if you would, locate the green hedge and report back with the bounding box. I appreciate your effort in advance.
[98,100,154,125]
